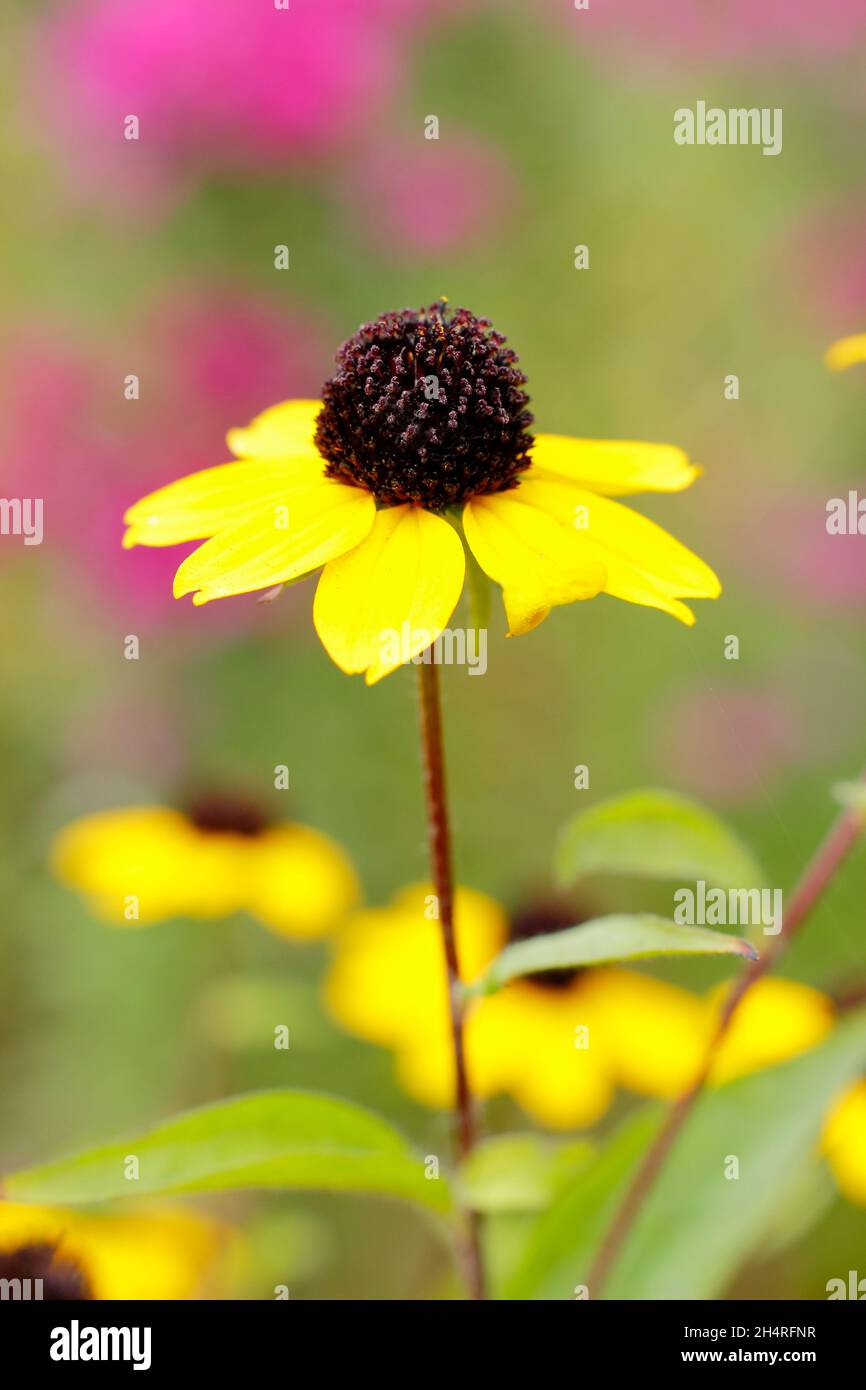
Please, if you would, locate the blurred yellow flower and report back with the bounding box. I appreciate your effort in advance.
[704,978,835,1085]
[604,975,835,1100]
[825,333,866,372]
[324,884,712,1130]
[325,885,866,1206]
[124,304,720,683]
[52,794,358,940]
[822,1080,866,1205]
[0,1202,232,1300]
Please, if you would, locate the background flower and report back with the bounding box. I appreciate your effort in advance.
[341,134,516,258]
[556,0,866,67]
[0,1202,234,1299]
[33,0,403,208]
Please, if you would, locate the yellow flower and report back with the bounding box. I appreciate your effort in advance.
[604,975,835,1099]
[822,1080,866,1205]
[324,882,866,1204]
[0,1202,232,1299]
[52,793,358,940]
[123,303,720,683]
[704,977,835,1085]
[825,333,866,372]
[324,884,712,1130]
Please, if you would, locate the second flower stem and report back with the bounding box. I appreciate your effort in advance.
[587,778,866,1297]
[417,655,485,1300]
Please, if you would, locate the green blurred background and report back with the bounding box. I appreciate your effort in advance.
[1,0,865,1297]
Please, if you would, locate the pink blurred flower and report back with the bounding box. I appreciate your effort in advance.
[35,0,404,206]
[342,133,516,257]
[143,289,329,453]
[561,0,866,66]
[365,0,479,17]
[779,205,866,336]
[652,685,802,804]
[741,493,866,610]
[2,293,328,634]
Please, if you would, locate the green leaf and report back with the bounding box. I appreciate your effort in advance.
[755,1162,838,1262]
[464,914,757,997]
[456,1134,594,1213]
[556,789,764,891]
[508,1008,866,1300]
[504,1107,662,1299]
[4,1090,452,1217]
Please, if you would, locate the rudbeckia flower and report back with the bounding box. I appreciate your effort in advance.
[0,1202,231,1299]
[123,302,720,683]
[52,792,358,940]
[323,885,714,1130]
[825,332,866,371]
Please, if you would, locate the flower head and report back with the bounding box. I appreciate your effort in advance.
[324,883,709,1129]
[324,883,857,1174]
[52,795,358,940]
[315,302,533,507]
[124,302,721,682]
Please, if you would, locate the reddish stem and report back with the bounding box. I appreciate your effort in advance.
[417,657,485,1300]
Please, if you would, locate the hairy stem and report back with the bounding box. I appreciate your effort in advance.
[417,656,485,1300]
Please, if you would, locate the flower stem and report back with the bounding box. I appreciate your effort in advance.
[587,780,866,1298]
[416,655,486,1301]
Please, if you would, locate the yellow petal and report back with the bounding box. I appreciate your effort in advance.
[531,434,700,495]
[394,1021,463,1109]
[822,1081,866,1205]
[245,824,359,941]
[313,505,465,683]
[508,1053,613,1130]
[0,1202,232,1299]
[825,333,866,373]
[518,472,720,625]
[472,980,615,1129]
[707,978,834,1085]
[323,883,506,1055]
[174,475,375,605]
[589,968,709,1099]
[462,491,606,635]
[51,807,210,923]
[226,399,323,459]
[123,458,322,549]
